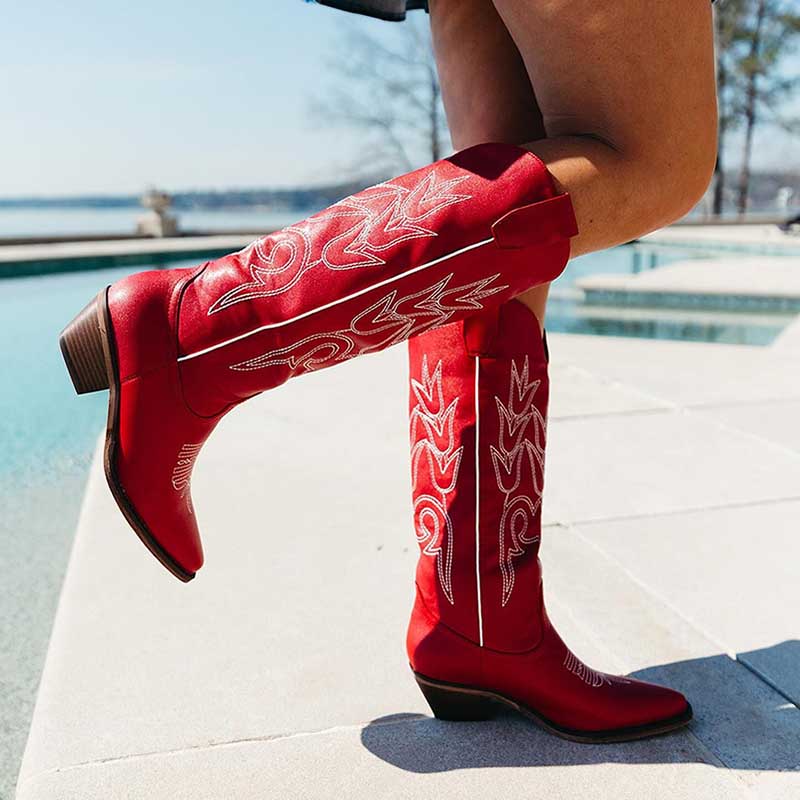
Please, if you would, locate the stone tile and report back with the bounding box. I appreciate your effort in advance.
[548,333,800,407]
[572,502,800,705]
[20,514,800,800]
[577,257,800,306]
[541,526,800,785]
[0,234,255,264]
[18,333,800,800]
[693,400,800,453]
[16,719,752,800]
[641,224,800,254]
[772,314,800,352]
[739,641,800,709]
[549,363,667,419]
[544,409,800,524]
[18,348,425,781]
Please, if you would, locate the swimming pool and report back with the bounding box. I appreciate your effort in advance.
[0,241,796,796]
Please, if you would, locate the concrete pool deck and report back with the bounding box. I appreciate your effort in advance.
[0,234,257,278]
[15,329,800,799]
[0,234,255,264]
[641,223,800,255]
[577,257,800,312]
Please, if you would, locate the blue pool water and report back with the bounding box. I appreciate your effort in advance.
[0,243,795,796]
[0,262,194,798]
[550,245,791,345]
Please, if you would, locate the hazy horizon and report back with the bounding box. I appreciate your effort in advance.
[2,0,798,198]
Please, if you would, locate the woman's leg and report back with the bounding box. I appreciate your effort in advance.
[429,0,718,322]
[491,0,718,253]
[428,0,553,327]
[405,0,710,738]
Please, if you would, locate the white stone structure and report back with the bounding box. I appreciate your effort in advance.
[136,189,179,238]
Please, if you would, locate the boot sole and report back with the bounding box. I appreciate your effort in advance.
[59,289,196,582]
[414,671,693,743]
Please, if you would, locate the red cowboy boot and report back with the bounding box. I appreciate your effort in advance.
[59,143,578,582]
[406,300,692,741]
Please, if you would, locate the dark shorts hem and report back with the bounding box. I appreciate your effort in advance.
[312,0,428,22]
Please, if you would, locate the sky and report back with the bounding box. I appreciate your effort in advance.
[1,0,798,198]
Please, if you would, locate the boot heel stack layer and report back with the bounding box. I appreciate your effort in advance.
[415,674,498,722]
[59,292,110,395]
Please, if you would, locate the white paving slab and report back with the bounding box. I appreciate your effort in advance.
[773,314,800,352]
[17,349,423,780]
[0,235,256,264]
[15,725,752,800]
[540,526,800,799]
[577,258,800,304]
[16,333,800,800]
[573,502,800,705]
[545,408,800,524]
[548,362,668,419]
[641,224,800,254]
[692,400,800,454]
[550,334,800,408]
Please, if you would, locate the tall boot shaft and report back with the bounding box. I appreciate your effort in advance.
[110,143,577,417]
[409,300,548,651]
[61,142,577,579]
[406,301,692,739]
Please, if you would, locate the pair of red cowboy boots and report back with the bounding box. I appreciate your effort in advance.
[60,142,690,741]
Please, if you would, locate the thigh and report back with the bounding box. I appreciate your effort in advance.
[428,0,546,148]
[428,0,554,328]
[490,0,718,164]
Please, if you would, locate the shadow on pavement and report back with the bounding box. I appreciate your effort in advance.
[361,642,800,773]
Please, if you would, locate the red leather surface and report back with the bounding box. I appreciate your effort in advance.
[176,143,575,415]
[103,143,577,576]
[406,300,689,732]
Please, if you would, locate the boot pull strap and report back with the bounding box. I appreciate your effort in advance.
[491,193,578,250]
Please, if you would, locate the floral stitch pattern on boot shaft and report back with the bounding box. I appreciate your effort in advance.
[62,144,577,584]
[229,273,506,375]
[410,355,464,604]
[491,356,546,606]
[208,171,473,314]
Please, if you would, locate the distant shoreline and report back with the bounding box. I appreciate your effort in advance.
[0,177,380,213]
[0,168,796,215]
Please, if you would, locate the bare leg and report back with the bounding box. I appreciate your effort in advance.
[428,0,552,327]
[429,0,718,324]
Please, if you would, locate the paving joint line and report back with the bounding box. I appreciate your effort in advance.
[16,714,429,787]
[564,522,800,714]
[547,494,800,529]
[555,361,800,459]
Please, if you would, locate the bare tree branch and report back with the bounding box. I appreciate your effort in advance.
[310,17,450,179]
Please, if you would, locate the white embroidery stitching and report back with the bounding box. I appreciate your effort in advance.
[208,171,472,314]
[563,651,612,688]
[409,356,463,605]
[490,357,546,606]
[228,273,507,374]
[171,443,202,515]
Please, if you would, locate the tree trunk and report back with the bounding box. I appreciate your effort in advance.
[430,69,441,163]
[737,0,767,216]
[713,65,727,216]
[713,153,725,217]
[712,5,725,217]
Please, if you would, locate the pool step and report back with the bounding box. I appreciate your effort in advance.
[59,292,111,395]
[576,257,800,313]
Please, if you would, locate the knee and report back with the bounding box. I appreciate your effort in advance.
[660,139,717,224]
[636,116,718,227]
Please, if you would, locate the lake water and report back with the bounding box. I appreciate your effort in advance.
[0,208,314,238]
